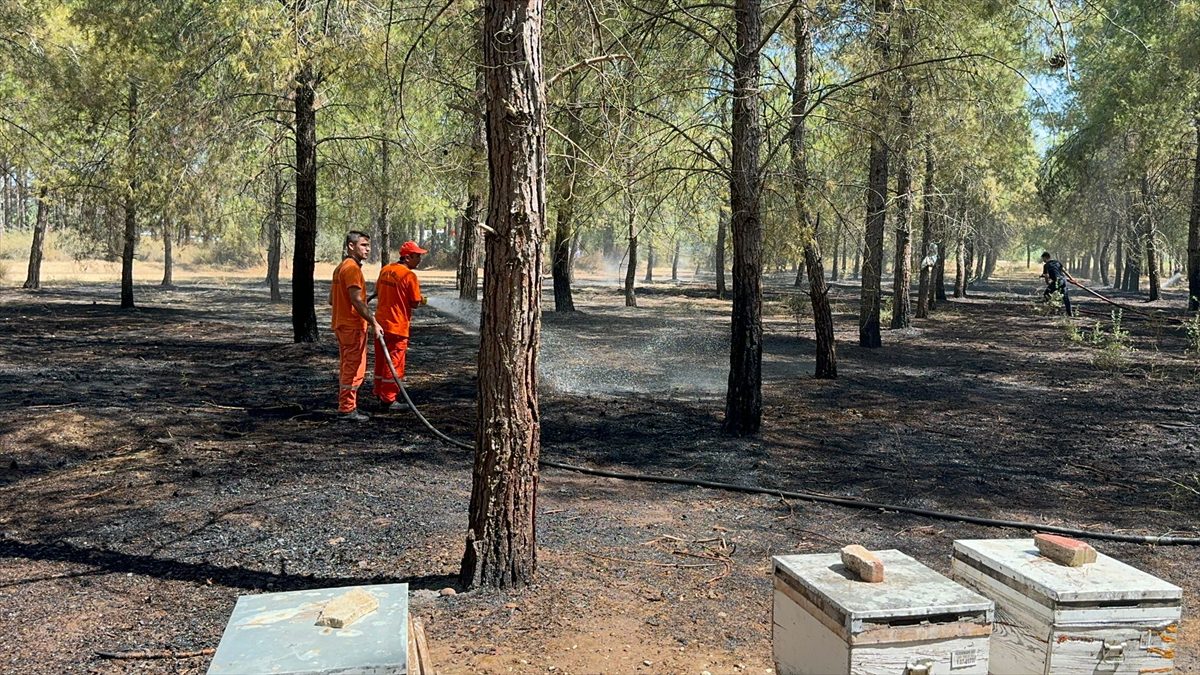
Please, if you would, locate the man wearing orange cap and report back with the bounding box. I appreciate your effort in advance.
[372,240,427,409]
[331,231,383,421]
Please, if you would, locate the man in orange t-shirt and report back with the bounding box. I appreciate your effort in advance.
[373,240,427,409]
[330,231,382,420]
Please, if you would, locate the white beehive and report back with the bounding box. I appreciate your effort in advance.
[773,550,994,675]
[951,538,1182,675]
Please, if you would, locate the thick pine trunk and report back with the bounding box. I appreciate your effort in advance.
[461,0,546,590]
[267,168,283,302]
[792,9,835,378]
[23,186,47,290]
[121,82,138,310]
[859,0,892,348]
[724,0,764,434]
[916,141,934,318]
[161,222,174,287]
[715,208,727,298]
[292,63,319,342]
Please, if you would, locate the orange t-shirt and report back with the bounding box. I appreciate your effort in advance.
[375,263,422,337]
[331,258,367,331]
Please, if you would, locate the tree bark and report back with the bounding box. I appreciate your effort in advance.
[916,140,934,318]
[1189,114,1200,311]
[859,0,892,348]
[953,236,965,298]
[791,9,835,378]
[121,81,139,310]
[161,221,174,288]
[643,238,654,282]
[378,137,391,266]
[889,1,915,329]
[1141,171,1160,301]
[715,208,727,298]
[624,230,638,307]
[267,167,284,302]
[459,69,486,301]
[830,223,840,282]
[724,0,764,434]
[550,111,578,312]
[461,0,546,591]
[1113,222,1124,289]
[292,62,319,342]
[671,238,680,281]
[23,186,47,290]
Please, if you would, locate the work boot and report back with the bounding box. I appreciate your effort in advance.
[384,400,407,411]
[339,409,370,422]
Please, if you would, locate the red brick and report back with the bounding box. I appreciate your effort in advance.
[840,544,885,582]
[1035,533,1097,567]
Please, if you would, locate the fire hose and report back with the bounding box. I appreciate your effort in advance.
[375,335,1200,546]
[1065,278,1188,324]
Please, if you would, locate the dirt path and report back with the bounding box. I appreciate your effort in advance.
[0,274,1197,673]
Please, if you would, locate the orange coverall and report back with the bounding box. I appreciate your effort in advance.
[331,258,368,413]
[373,262,423,405]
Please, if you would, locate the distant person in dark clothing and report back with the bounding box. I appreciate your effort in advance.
[1041,251,1075,316]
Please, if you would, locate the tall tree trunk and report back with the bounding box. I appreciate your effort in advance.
[715,208,728,298]
[830,223,841,282]
[889,2,915,329]
[859,0,892,348]
[551,97,580,312]
[916,141,935,318]
[23,186,47,290]
[953,236,965,298]
[724,0,764,434]
[1189,114,1200,311]
[643,238,654,282]
[1,161,9,240]
[292,63,319,342]
[461,0,546,591]
[460,112,485,301]
[1113,223,1124,289]
[267,167,284,302]
[792,9,835,378]
[671,238,680,281]
[120,82,139,310]
[378,137,391,266]
[624,230,638,307]
[161,221,174,288]
[1098,225,1111,287]
[1141,171,1160,301]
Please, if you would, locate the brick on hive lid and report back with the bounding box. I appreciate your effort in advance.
[1034,533,1097,567]
[839,544,884,583]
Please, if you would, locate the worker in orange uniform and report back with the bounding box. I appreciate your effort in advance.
[372,240,427,410]
[330,231,382,421]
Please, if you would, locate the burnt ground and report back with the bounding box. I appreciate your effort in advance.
[0,271,1198,674]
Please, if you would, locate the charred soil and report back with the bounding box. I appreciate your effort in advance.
[0,273,1197,673]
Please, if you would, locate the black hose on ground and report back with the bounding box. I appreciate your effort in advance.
[381,336,1200,546]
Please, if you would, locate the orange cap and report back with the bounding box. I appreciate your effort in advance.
[399,241,427,256]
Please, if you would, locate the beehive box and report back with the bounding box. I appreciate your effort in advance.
[951,539,1182,675]
[773,550,994,675]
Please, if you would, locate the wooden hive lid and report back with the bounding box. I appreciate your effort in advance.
[952,539,1182,605]
[773,550,993,634]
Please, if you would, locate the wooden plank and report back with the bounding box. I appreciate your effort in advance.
[849,635,989,675]
[952,560,1054,634]
[1047,625,1176,675]
[407,614,432,675]
[773,588,849,675]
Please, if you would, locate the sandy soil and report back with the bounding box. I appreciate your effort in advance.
[0,266,1197,674]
